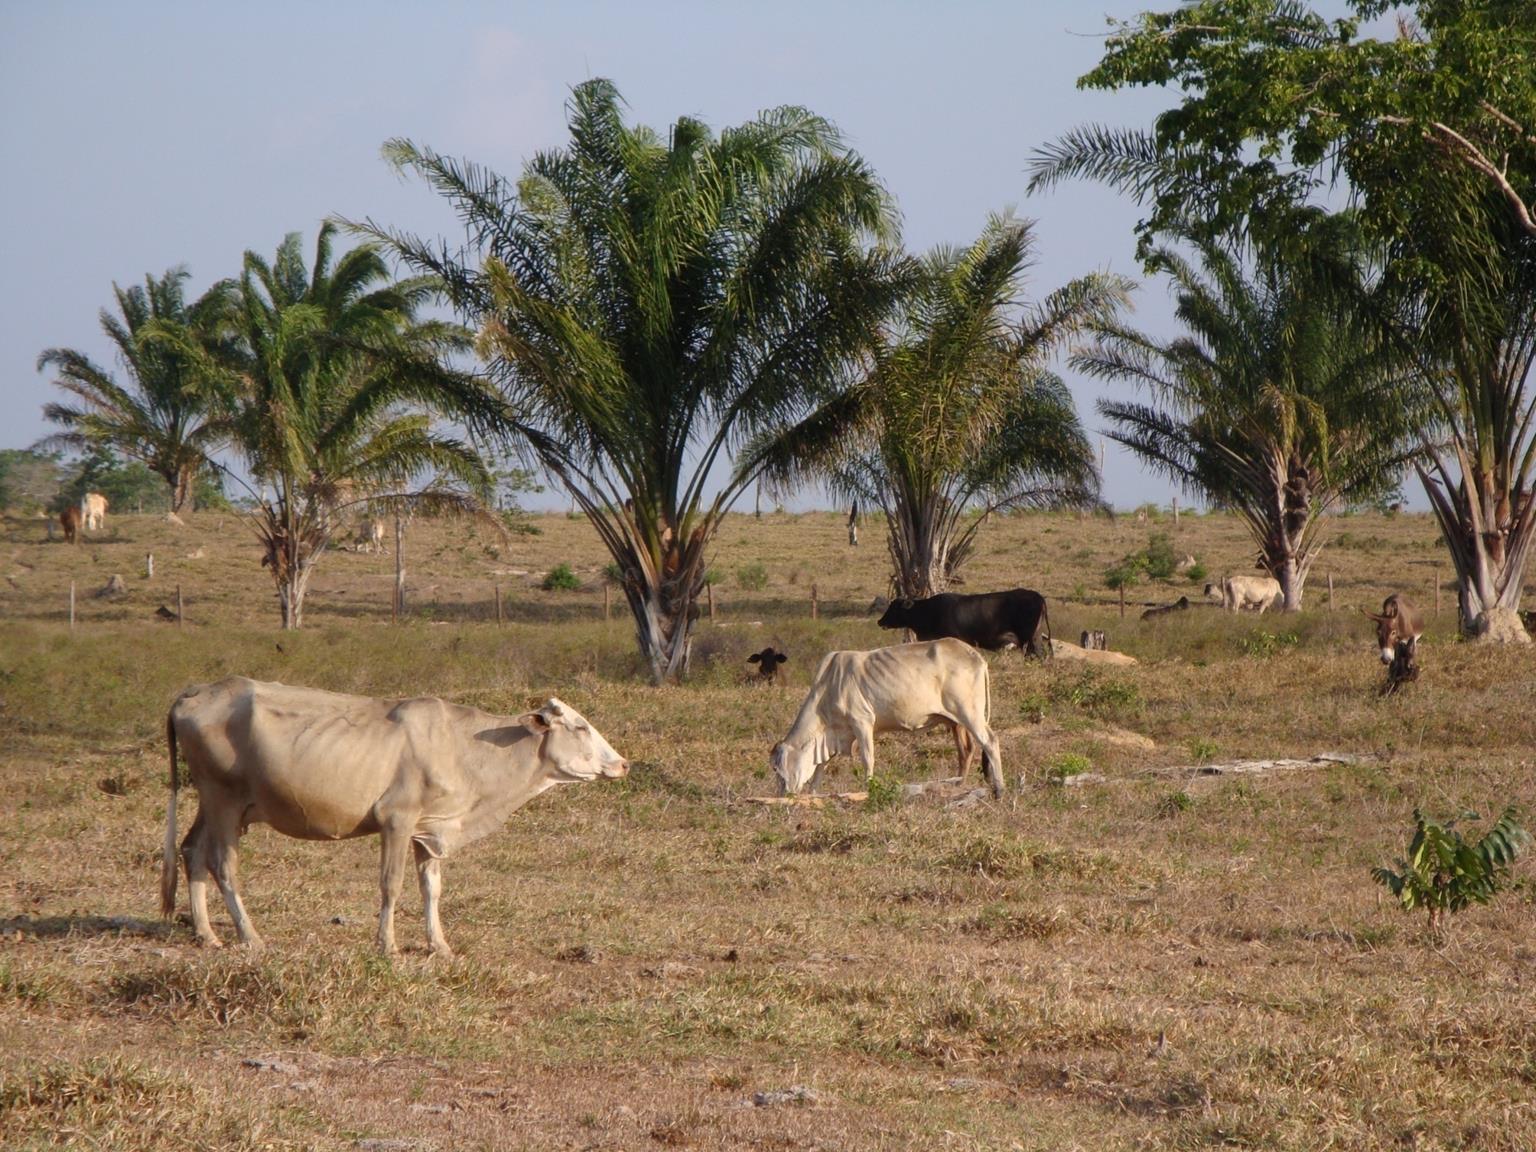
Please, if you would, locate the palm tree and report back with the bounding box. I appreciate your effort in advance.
[771,214,1123,598]
[1073,231,1420,610]
[220,225,500,628]
[37,267,233,512]
[359,79,901,682]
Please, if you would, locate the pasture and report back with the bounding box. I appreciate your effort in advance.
[1,507,1533,1151]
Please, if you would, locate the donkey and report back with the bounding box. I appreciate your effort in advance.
[1363,593,1424,666]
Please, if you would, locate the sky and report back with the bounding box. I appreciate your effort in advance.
[2,1,1198,511]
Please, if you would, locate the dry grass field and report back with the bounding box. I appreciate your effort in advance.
[1,506,1533,1150]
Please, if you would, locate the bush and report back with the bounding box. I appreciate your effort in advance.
[1046,753,1093,781]
[541,563,582,591]
[736,563,768,591]
[1143,532,1178,580]
[1372,806,1530,939]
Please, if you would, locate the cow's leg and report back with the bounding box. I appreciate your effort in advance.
[414,841,452,958]
[181,808,222,948]
[953,724,976,779]
[954,708,1006,798]
[376,823,412,956]
[854,725,877,784]
[206,806,262,949]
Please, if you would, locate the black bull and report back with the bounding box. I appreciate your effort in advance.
[877,589,1051,656]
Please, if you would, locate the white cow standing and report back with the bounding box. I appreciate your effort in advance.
[1204,575,1282,613]
[163,677,628,956]
[771,638,1005,799]
[80,492,108,532]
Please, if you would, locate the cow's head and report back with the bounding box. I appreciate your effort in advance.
[747,647,788,680]
[523,698,629,780]
[876,598,915,631]
[1362,598,1417,666]
[770,740,817,796]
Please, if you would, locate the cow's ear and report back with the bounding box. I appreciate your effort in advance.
[748,653,762,664]
[775,653,788,665]
[521,709,553,734]
[900,598,913,609]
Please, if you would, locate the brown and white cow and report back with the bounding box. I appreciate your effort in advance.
[163,677,628,956]
[1204,575,1281,613]
[770,638,1004,798]
[1363,593,1423,666]
[81,492,108,532]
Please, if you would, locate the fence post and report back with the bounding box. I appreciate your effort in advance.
[145,552,154,579]
[1327,572,1334,611]
[1434,563,1441,616]
[177,584,183,628]
[69,581,75,631]
[707,582,715,622]
[495,582,503,626]
[1118,585,1125,618]
[603,582,611,621]
[811,583,819,620]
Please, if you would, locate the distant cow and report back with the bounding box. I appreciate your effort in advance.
[747,646,789,683]
[1363,593,1423,666]
[877,588,1051,657]
[771,638,1004,799]
[81,492,107,532]
[1140,595,1190,621]
[163,677,628,955]
[356,517,387,553]
[59,505,81,544]
[1204,575,1281,613]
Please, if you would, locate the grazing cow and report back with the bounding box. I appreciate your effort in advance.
[1362,592,1424,666]
[747,646,789,683]
[163,677,628,956]
[356,517,387,553]
[1203,575,1281,614]
[770,638,1004,799]
[81,492,108,532]
[59,505,81,544]
[1140,595,1190,621]
[877,588,1051,657]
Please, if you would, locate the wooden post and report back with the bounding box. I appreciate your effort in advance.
[1172,496,1179,527]
[145,552,154,579]
[69,581,75,631]
[603,582,611,621]
[707,582,715,622]
[811,583,819,620]
[176,584,183,627]
[495,582,503,625]
[393,511,405,623]
[1434,563,1441,616]
[1118,585,1125,618]
[1327,572,1334,611]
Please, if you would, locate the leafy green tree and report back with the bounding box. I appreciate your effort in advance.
[1373,806,1530,940]
[1072,230,1419,610]
[363,80,900,681]
[36,267,233,512]
[1031,0,1536,636]
[0,449,66,515]
[219,225,499,629]
[769,214,1120,598]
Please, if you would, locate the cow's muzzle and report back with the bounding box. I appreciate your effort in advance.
[603,758,630,779]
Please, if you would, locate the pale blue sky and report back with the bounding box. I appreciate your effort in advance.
[3,1,1195,508]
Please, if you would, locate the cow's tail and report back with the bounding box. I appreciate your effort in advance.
[161,708,179,919]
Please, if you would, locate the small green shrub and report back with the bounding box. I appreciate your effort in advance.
[1188,738,1218,763]
[541,563,582,591]
[1046,753,1093,781]
[1239,630,1299,658]
[1143,532,1177,580]
[703,566,723,586]
[736,563,768,591]
[1017,693,1048,725]
[1049,670,1143,718]
[865,774,903,812]
[1157,791,1194,818]
[602,562,624,585]
[1372,806,1530,939]
[1184,560,1208,584]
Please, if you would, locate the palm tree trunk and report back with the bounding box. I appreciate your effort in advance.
[1420,462,1535,640]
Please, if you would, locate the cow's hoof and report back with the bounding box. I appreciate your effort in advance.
[237,936,266,953]
[428,944,455,961]
[194,935,223,950]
